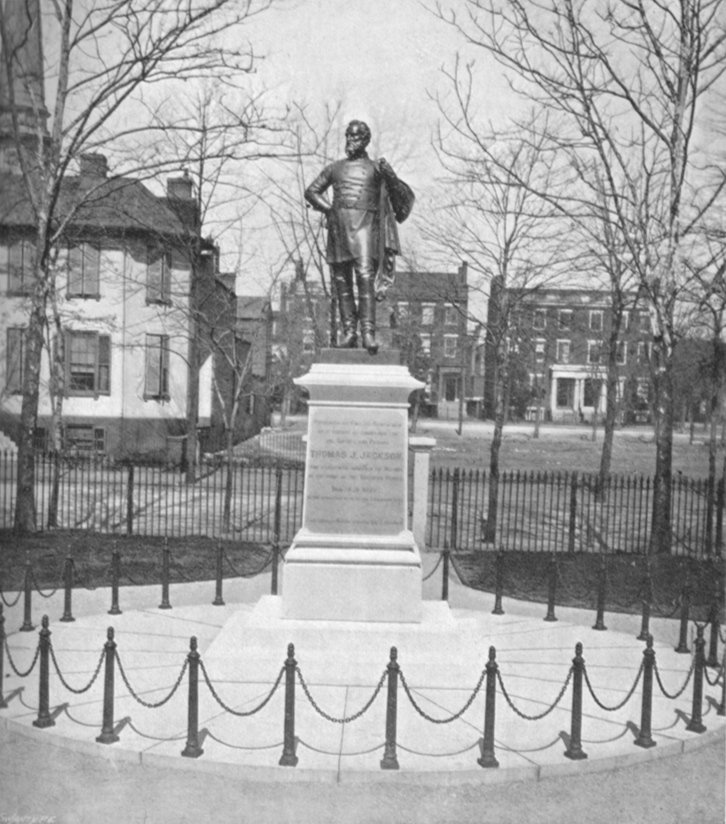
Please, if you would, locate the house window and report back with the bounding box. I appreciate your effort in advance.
[65,425,105,454]
[302,328,315,353]
[65,331,111,396]
[444,334,458,359]
[533,309,546,330]
[420,333,432,354]
[6,327,26,393]
[144,334,170,400]
[146,249,172,305]
[639,312,650,332]
[8,239,34,294]
[397,301,409,320]
[443,373,461,401]
[622,310,630,331]
[421,303,435,325]
[589,310,603,332]
[535,338,546,364]
[636,377,649,400]
[444,303,458,326]
[583,378,602,408]
[616,341,627,365]
[67,243,100,298]
[637,341,651,364]
[556,340,571,364]
[556,378,575,409]
[558,310,573,331]
[587,340,601,364]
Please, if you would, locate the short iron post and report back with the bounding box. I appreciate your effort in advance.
[271,467,282,597]
[60,554,75,623]
[686,625,707,733]
[706,603,719,669]
[108,547,122,616]
[96,628,119,744]
[477,646,499,768]
[279,643,299,767]
[33,615,54,729]
[674,580,691,654]
[634,635,656,749]
[0,604,7,709]
[637,563,653,642]
[181,636,204,758]
[159,540,171,610]
[20,554,34,632]
[544,555,558,622]
[492,549,504,615]
[564,642,587,760]
[592,554,607,631]
[380,646,400,770]
[212,539,225,606]
[441,549,450,602]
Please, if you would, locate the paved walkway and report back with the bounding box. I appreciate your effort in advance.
[1,554,724,822]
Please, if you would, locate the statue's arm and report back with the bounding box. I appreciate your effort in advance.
[305,166,333,214]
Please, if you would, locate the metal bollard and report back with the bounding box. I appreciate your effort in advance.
[60,555,75,623]
[706,604,719,669]
[674,581,690,653]
[544,555,558,622]
[637,565,653,642]
[477,646,499,768]
[33,616,54,729]
[0,604,7,709]
[634,635,656,748]
[380,646,400,770]
[20,555,34,632]
[441,549,450,602]
[159,541,172,610]
[212,540,225,606]
[96,628,119,744]
[181,636,204,758]
[279,643,299,767]
[592,555,607,631]
[492,549,504,616]
[108,548,122,616]
[686,625,707,733]
[564,642,587,760]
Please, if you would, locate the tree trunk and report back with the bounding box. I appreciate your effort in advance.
[533,392,541,439]
[410,390,420,434]
[484,355,506,545]
[222,428,234,532]
[650,347,674,554]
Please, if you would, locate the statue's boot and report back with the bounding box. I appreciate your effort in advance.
[358,272,378,355]
[334,267,358,347]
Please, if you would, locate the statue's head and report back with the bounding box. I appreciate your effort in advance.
[345,120,371,159]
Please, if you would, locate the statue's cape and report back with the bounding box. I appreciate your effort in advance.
[375,173,415,299]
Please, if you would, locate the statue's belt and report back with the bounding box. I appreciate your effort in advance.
[333,201,378,211]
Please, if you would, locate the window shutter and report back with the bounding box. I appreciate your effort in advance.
[147,250,161,303]
[8,242,23,292]
[84,244,100,295]
[63,330,71,396]
[161,336,169,397]
[145,335,160,397]
[68,246,83,295]
[97,335,111,394]
[6,328,23,392]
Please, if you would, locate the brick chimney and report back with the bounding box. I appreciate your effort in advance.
[80,153,108,178]
[167,172,194,200]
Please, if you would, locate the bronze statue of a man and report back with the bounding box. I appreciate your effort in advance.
[305,120,414,354]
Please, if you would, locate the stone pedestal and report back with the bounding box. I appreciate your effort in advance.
[282,350,424,623]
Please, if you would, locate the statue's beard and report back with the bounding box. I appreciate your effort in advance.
[346,145,365,159]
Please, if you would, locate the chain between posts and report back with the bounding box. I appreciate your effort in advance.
[422,553,443,582]
[653,657,696,699]
[704,664,724,687]
[399,667,486,724]
[583,661,644,711]
[496,666,574,721]
[224,548,273,579]
[31,569,58,599]
[114,649,188,708]
[49,643,105,694]
[0,587,22,608]
[4,637,41,677]
[297,667,387,723]
[199,660,285,716]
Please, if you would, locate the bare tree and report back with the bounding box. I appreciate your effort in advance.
[433,0,726,551]
[0,0,283,532]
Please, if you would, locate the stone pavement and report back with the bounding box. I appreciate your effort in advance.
[1,552,722,786]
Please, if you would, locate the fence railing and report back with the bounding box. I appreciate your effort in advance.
[0,452,723,557]
[427,468,725,557]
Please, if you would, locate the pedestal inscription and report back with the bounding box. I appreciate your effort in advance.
[304,406,406,536]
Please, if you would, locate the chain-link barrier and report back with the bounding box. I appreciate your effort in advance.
[704,664,724,687]
[497,666,574,721]
[49,643,105,695]
[31,569,58,599]
[114,649,188,708]
[297,666,387,724]
[398,668,486,724]
[653,657,696,700]
[224,548,273,579]
[0,587,22,608]
[583,661,644,711]
[4,637,41,677]
[422,552,443,583]
[199,659,284,716]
